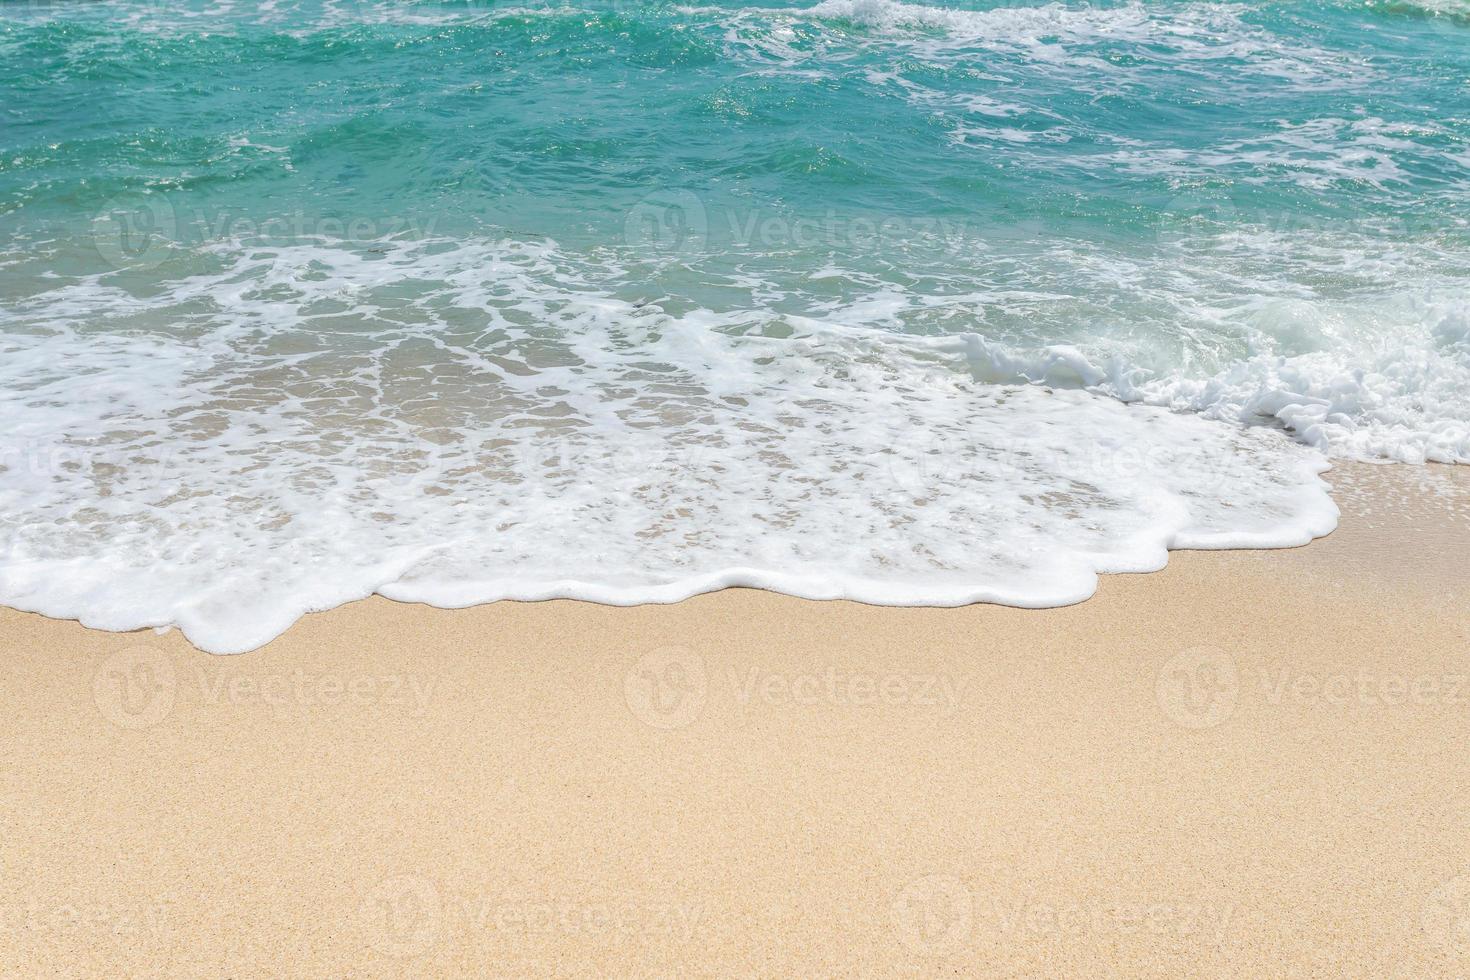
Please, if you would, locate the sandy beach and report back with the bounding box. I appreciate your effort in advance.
[8,1,1469,975]
[2,459,1468,977]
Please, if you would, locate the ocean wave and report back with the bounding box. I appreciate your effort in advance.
[0,234,1343,652]
[954,315,1470,464]
[2,0,1466,651]
[700,0,1365,89]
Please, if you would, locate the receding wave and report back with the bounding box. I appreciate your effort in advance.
[0,235,1340,652]
[1,0,1465,650]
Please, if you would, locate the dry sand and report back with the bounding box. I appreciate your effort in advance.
[2,461,1468,977]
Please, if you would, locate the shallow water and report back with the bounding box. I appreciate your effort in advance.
[1,0,1466,650]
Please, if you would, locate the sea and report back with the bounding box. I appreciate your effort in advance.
[1,0,1467,651]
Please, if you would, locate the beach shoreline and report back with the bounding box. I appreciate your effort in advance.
[2,459,1468,975]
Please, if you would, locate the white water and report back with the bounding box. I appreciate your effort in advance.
[0,235,1366,652]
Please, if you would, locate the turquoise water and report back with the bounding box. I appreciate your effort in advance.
[5,2,1469,256]
[0,0,1467,650]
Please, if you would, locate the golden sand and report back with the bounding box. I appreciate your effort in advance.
[2,461,1468,976]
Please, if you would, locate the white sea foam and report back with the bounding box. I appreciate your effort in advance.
[2,0,1464,654]
[1091,116,1470,192]
[0,234,1351,653]
[5,196,1467,653]
[935,221,1470,463]
[957,323,1470,464]
[709,0,1367,90]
